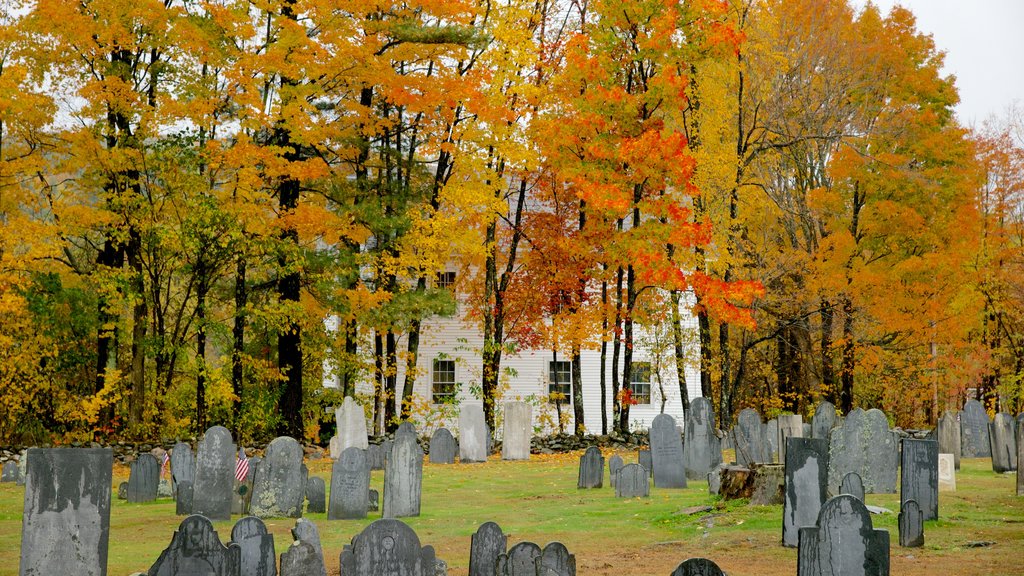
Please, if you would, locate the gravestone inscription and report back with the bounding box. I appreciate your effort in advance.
[250,436,307,518]
[827,408,897,494]
[329,447,370,520]
[938,453,956,492]
[192,426,236,521]
[960,399,991,458]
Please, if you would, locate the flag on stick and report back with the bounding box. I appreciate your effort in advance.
[235,448,249,482]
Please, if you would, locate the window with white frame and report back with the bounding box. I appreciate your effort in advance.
[435,271,456,291]
[630,362,652,405]
[432,359,457,402]
[548,360,572,401]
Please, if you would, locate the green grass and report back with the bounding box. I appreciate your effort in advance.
[1,452,1022,575]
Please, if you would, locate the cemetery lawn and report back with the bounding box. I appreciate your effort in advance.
[1,452,1022,575]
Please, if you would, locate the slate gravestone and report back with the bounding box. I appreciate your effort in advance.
[250,436,306,518]
[147,515,241,576]
[638,449,653,477]
[502,402,532,461]
[496,542,542,576]
[232,478,253,516]
[898,499,924,548]
[683,397,722,481]
[367,444,386,471]
[170,442,195,495]
[828,408,898,494]
[19,447,112,576]
[292,518,326,576]
[776,415,804,463]
[812,401,838,441]
[938,454,956,492]
[383,429,424,518]
[193,426,236,521]
[577,447,604,489]
[937,410,961,470]
[329,436,343,460]
[128,454,160,503]
[989,413,1017,473]
[230,516,276,576]
[16,450,28,486]
[460,405,489,463]
[280,541,324,576]
[368,489,379,512]
[159,478,173,498]
[329,447,370,520]
[538,542,576,576]
[670,558,726,576]
[960,399,991,458]
[306,477,326,514]
[336,396,370,453]
[901,439,938,521]
[338,519,440,576]
[175,481,193,515]
[2,461,18,482]
[470,522,507,576]
[766,419,779,461]
[396,421,417,438]
[1017,422,1024,496]
[733,408,769,466]
[840,472,865,501]
[608,455,624,488]
[708,464,723,495]
[650,414,687,488]
[615,463,650,498]
[782,437,829,548]
[797,495,890,576]
[429,428,457,465]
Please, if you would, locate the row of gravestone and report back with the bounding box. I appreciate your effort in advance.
[937,400,1022,473]
[577,447,650,498]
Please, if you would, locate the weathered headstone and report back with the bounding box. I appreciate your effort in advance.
[901,438,938,521]
[2,461,19,482]
[683,397,722,481]
[231,479,253,517]
[650,414,687,488]
[766,419,779,462]
[368,488,379,512]
[338,519,440,576]
[615,463,650,498]
[147,515,241,576]
[469,522,507,576]
[175,481,193,515]
[776,415,804,463]
[128,454,160,503]
[19,447,112,576]
[733,408,769,467]
[638,449,653,477]
[16,450,28,486]
[460,405,489,464]
[608,455,624,487]
[290,519,326,576]
[502,401,532,461]
[960,399,991,458]
[336,396,370,453]
[670,558,726,576]
[170,442,195,495]
[250,436,307,518]
[812,401,838,441]
[898,499,923,548]
[367,444,386,471]
[429,428,457,465]
[937,453,956,492]
[280,541,323,576]
[840,472,865,502]
[158,478,173,498]
[230,516,276,576]
[193,426,237,521]
[329,447,370,520]
[936,410,961,470]
[797,495,890,576]
[989,412,1017,473]
[329,436,343,460]
[577,446,603,489]
[827,408,898,494]
[496,542,541,576]
[383,428,424,518]
[782,437,829,547]
[708,464,723,495]
[306,477,326,514]
[537,542,575,576]
[117,481,128,500]
[1017,420,1024,496]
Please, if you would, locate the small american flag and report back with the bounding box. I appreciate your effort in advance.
[161,452,170,478]
[235,448,249,482]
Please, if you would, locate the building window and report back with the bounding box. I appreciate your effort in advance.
[630,363,651,405]
[436,271,456,290]
[432,359,456,402]
[548,360,572,402]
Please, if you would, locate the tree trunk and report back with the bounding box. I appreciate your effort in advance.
[611,264,624,431]
[571,346,584,436]
[600,275,609,435]
[232,255,246,423]
[671,289,691,416]
[373,332,384,435]
[127,228,146,430]
[342,317,358,397]
[402,314,422,421]
[820,298,836,402]
[384,330,398,431]
[840,297,855,413]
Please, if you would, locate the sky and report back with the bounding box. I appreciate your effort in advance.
[857,0,1024,128]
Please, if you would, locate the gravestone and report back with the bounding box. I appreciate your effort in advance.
[460,405,489,463]
[383,429,424,518]
[960,399,991,458]
[396,421,417,438]
[291,518,326,576]
[369,489,379,512]
[250,436,307,518]
[797,495,890,576]
[2,461,19,482]
[469,522,507,576]
[733,408,769,466]
[147,515,241,576]
[280,541,324,576]
[175,481,193,515]
[496,542,542,576]
[193,426,237,521]
[158,478,173,498]
[329,447,370,520]
[670,558,726,576]
[708,464,723,495]
[338,519,440,576]
[638,449,653,476]
[306,477,326,514]
[577,447,604,489]
[117,481,128,500]
[367,444,387,471]
[329,436,343,460]
[898,499,924,548]
[683,397,722,481]
[1017,422,1024,496]
[19,447,112,576]
[766,419,779,462]
[650,414,687,488]
[502,402,532,461]
[827,408,898,494]
[537,542,575,576]
[782,437,829,547]
[937,410,961,470]
[230,516,276,576]
[170,442,195,495]
[16,450,27,486]
[901,439,938,521]
[429,428,457,465]
[937,453,956,492]
[232,478,253,516]
[336,396,370,453]
[776,415,804,463]
[812,401,838,441]
[615,463,650,498]
[989,413,1017,473]
[840,472,865,501]
[128,454,160,503]
[608,455,624,488]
